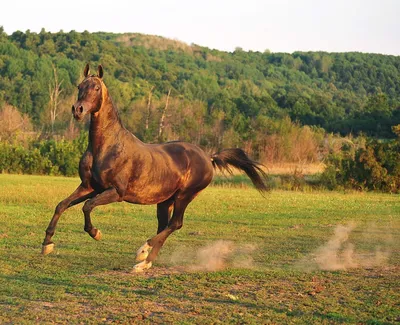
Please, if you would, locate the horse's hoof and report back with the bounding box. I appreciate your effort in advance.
[41,243,55,255]
[93,229,102,241]
[135,242,152,262]
[132,260,152,273]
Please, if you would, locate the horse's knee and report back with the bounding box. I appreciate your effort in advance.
[82,201,92,214]
[55,201,67,215]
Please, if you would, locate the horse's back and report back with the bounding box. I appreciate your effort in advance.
[155,141,214,191]
[158,141,211,169]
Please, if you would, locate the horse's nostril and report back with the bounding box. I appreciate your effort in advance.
[78,106,83,114]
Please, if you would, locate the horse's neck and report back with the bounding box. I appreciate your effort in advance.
[89,97,125,153]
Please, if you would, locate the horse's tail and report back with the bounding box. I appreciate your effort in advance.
[211,148,269,193]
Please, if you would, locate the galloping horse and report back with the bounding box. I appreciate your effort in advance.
[41,64,268,272]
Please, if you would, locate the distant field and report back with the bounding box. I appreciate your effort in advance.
[214,162,325,175]
[264,162,325,175]
[0,174,399,324]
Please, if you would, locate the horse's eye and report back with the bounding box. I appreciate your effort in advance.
[95,86,100,91]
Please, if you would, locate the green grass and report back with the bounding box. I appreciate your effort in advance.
[212,172,323,191]
[0,174,399,324]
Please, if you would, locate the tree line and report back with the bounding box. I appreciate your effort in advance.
[0,28,399,192]
[1,28,400,141]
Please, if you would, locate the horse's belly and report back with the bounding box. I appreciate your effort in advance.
[123,183,178,205]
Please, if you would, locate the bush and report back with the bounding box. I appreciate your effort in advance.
[0,132,87,176]
[321,138,400,193]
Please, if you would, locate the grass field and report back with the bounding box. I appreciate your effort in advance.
[0,174,399,324]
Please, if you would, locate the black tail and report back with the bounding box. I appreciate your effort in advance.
[211,148,269,193]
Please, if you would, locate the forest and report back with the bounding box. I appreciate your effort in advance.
[0,28,399,191]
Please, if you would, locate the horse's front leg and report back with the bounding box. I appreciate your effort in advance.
[82,187,122,240]
[42,184,95,255]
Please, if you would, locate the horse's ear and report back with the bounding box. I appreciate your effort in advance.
[83,63,90,78]
[97,65,104,79]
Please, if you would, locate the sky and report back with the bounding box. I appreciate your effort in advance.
[1,0,399,55]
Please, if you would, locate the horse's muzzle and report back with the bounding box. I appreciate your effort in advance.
[72,104,85,121]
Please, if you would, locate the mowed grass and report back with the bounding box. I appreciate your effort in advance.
[0,174,399,324]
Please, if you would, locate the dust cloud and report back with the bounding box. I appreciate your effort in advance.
[298,222,393,271]
[165,240,257,271]
[163,222,393,273]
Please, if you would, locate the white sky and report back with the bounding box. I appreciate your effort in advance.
[1,0,399,55]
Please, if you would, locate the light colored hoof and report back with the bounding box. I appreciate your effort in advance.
[135,242,152,262]
[93,229,102,241]
[133,260,152,273]
[41,243,55,255]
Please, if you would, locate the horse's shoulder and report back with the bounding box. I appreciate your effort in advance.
[80,150,93,165]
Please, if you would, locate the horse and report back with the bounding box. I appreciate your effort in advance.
[41,64,268,272]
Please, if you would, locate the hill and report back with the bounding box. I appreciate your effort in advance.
[0,27,400,146]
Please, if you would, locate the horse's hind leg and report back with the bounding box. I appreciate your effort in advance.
[135,198,174,262]
[42,184,95,255]
[157,198,174,234]
[133,195,192,272]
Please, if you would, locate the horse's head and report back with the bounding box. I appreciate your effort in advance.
[72,64,105,121]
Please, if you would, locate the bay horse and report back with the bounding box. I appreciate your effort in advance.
[41,64,268,272]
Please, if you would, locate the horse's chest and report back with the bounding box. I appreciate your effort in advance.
[90,158,116,188]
